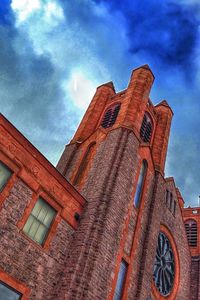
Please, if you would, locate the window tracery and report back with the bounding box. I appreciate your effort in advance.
[153,232,175,296]
[101,103,121,128]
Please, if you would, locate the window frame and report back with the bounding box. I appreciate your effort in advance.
[113,258,128,300]
[0,153,19,209]
[133,160,148,209]
[140,112,153,143]
[0,270,30,300]
[23,196,56,246]
[73,142,96,186]
[185,219,198,247]
[100,102,121,129]
[18,191,60,249]
[0,160,13,193]
[0,280,22,300]
[152,224,179,300]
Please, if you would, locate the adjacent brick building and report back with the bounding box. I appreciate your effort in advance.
[0,65,198,299]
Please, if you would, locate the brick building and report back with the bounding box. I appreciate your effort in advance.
[0,65,198,299]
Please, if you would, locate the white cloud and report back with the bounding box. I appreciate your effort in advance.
[44,2,64,26]
[63,71,96,110]
[11,0,41,23]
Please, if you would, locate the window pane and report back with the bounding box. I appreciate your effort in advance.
[0,162,12,192]
[31,198,43,217]
[23,214,35,234]
[37,205,48,223]
[23,198,56,245]
[114,260,128,300]
[27,218,40,239]
[0,281,21,300]
[134,161,147,208]
[43,208,56,227]
[34,224,48,244]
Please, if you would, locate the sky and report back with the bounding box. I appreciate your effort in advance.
[0,0,200,207]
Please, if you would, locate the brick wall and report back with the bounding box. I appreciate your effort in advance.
[0,114,85,299]
[0,64,193,300]
[57,128,140,299]
[0,179,74,299]
[56,66,191,300]
[121,175,190,300]
[190,257,200,300]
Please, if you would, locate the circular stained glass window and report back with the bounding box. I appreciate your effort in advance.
[153,232,175,296]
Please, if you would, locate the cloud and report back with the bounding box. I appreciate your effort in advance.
[11,0,41,23]
[2,0,131,165]
[166,134,200,207]
[0,1,83,164]
[0,0,199,206]
[95,0,199,75]
[63,71,96,110]
[128,1,198,70]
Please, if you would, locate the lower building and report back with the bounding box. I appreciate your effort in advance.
[0,65,198,299]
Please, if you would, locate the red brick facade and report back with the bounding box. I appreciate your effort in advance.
[0,65,197,299]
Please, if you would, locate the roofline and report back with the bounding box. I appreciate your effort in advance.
[0,113,86,206]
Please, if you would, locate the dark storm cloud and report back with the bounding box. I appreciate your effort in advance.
[95,0,199,72]
[0,0,13,25]
[127,1,199,69]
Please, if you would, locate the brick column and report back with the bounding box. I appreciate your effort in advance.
[56,128,140,299]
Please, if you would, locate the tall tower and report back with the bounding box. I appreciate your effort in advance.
[56,65,190,299]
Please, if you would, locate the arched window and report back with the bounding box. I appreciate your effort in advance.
[185,219,197,247]
[134,160,148,208]
[170,192,173,210]
[101,103,121,128]
[165,190,169,206]
[73,143,96,186]
[140,113,153,143]
[114,259,128,300]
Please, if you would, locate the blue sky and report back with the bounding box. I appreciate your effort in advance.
[0,0,200,206]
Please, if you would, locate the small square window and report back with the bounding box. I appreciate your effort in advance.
[0,280,22,300]
[23,197,56,245]
[0,161,13,192]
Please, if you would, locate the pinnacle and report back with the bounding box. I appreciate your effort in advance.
[155,99,174,115]
[158,100,170,107]
[97,81,115,91]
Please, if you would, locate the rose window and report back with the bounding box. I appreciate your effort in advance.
[153,232,175,296]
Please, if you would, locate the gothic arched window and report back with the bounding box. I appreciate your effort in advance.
[101,103,121,129]
[134,160,148,208]
[185,219,197,247]
[140,113,153,143]
[73,143,96,186]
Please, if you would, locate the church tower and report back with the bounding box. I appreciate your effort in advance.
[56,65,190,299]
